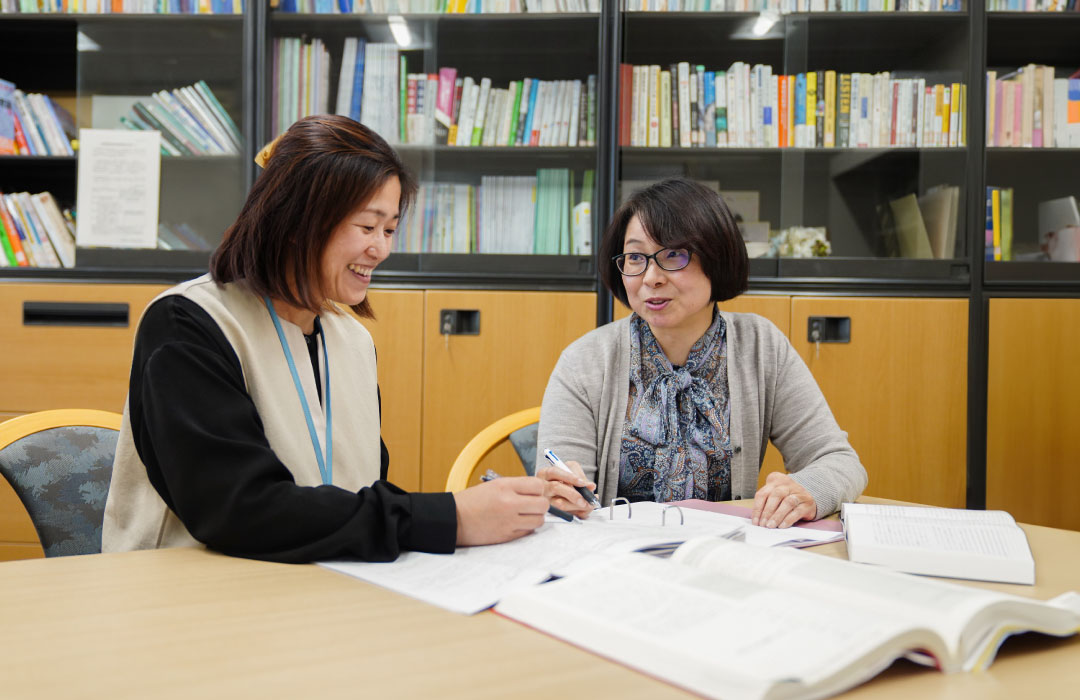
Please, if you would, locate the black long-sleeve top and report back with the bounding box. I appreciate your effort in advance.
[127,295,457,563]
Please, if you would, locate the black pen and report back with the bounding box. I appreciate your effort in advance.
[543,449,601,509]
[481,469,576,522]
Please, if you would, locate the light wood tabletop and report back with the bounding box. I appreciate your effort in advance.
[0,502,1077,700]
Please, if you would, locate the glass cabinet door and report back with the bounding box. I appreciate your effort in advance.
[983,10,1080,286]
[618,11,785,279]
[268,7,601,290]
[778,10,969,280]
[617,4,971,285]
[74,14,249,270]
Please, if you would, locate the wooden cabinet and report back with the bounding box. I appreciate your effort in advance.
[791,297,968,508]
[0,283,167,415]
[987,299,1080,531]
[353,291,424,492]
[422,291,597,492]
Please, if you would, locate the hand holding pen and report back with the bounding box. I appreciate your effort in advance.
[482,469,576,522]
[536,449,600,519]
[454,473,548,545]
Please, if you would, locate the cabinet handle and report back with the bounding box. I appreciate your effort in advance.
[807,316,851,343]
[439,309,480,335]
[23,302,130,327]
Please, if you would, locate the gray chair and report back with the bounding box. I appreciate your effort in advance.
[0,409,121,557]
[508,422,538,477]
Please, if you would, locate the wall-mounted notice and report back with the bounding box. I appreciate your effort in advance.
[75,128,161,249]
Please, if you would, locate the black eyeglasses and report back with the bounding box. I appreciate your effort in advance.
[612,248,692,276]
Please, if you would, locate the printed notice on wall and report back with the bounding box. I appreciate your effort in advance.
[75,128,161,249]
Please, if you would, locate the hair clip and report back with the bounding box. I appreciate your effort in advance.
[254,133,284,168]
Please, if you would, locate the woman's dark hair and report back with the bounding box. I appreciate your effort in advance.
[211,115,416,319]
[599,177,748,306]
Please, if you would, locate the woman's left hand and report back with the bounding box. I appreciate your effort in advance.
[752,472,817,528]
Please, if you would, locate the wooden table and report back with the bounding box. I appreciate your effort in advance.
[1,507,1077,699]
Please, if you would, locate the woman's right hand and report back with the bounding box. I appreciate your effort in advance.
[536,460,597,519]
[454,476,549,546]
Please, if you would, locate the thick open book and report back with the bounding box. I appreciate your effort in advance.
[841,503,1035,584]
[495,536,1080,700]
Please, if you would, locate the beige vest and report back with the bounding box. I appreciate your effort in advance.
[102,275,382,552]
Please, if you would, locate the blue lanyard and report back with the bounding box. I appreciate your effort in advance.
[265,297,333,486]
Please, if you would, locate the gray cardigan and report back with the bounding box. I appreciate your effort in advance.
[535,312,866,518]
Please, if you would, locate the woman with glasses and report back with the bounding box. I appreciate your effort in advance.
[536,178,865,528]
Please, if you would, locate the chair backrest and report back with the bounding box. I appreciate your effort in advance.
[445,407,541,492]
[0,409,122,557]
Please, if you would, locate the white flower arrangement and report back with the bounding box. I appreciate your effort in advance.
[767,226,831,258]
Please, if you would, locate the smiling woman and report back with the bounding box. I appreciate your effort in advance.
[102,115,549,563]
[536,178,867,530]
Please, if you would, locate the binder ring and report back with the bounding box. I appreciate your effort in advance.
[609,497,631,520]
[662,505,684,526]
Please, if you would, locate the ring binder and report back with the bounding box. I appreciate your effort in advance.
[608,497,631,520]
[661,505,684,526]
[606,500,685,527]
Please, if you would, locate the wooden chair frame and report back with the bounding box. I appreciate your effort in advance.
[444,407,540,493]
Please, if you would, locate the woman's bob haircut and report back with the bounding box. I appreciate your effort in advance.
[599,177,748,307]
[211,115,416,319]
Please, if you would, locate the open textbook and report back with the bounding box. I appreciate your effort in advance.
[495,536,1080,700]
[841,503,1035,584]
[320,501,839,614]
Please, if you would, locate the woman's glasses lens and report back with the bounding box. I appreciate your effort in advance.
[615,248,691,275]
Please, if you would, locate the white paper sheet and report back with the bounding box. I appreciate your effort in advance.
[75,128,160,249]
[321,502,743,614]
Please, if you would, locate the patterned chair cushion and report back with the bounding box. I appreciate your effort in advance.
[0,426,118,557]
[508,423,538,477]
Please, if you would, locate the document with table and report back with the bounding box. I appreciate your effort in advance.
[320,501,839,614]
[494,536,1080,700]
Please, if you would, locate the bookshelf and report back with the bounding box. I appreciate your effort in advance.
[0,11,251,277]
[0,3,1077,527]
[0,5,1074,285]
[617,10,973,285]
[983,10,1080,285]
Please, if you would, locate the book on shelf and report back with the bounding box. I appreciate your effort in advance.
[291,35,595,147]
[988,67,1080,148]
[623,0,964,10]
[116,81,240,157]
[842,503,1037,585]
[0,191,74,269]
[274,0,600,13]
[0,80,75,157]
[0,78,15,156]
[918,184,960,260]
[155,221,212,251]
[984,185,1014,261]
[0,1,245,14]
[620,61,965,150]
[888,193,934,259]
[398,167,593,255]
[495,535,1080,700]
[986,0,1079,9]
